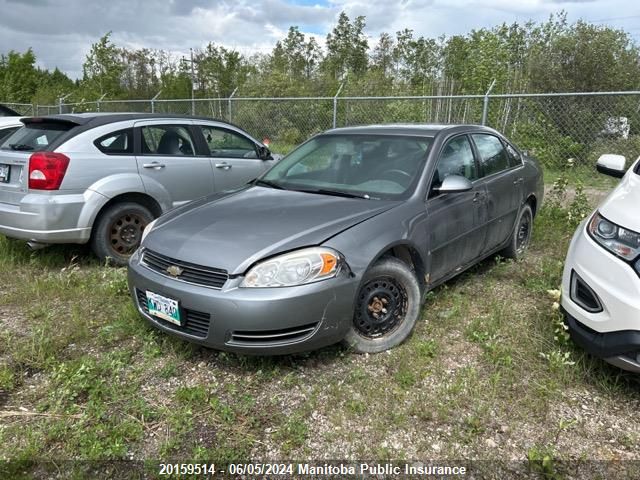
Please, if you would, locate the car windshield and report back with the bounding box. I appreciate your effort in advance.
[261,134,433,199]
[0,122,72,152]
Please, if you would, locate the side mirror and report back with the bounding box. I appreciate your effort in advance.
[258,145,272,161]
[596,154,626,178]
[435,175,473,194]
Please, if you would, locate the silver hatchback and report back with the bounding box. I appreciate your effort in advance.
[0,113,276,264]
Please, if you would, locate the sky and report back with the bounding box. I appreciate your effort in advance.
[0,0,639,80]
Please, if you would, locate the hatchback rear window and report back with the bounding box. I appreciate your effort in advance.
[0,123,72,152]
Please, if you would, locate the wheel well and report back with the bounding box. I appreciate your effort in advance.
[93,193,162,229]
[526,195,537,217]
[379,245,426,289]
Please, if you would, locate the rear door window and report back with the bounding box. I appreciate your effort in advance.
[197,126,258,158]
[471,134,510,177]
[95,128,134,155]
[141,125,196,156]
[0,123,72,152]
[504,142,522,168]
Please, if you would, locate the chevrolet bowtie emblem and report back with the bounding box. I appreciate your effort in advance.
[166,265,184,277]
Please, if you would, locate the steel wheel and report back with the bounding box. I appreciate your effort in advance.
[516,209,532,254]
[354,275,409,338]
[109,212,148,256]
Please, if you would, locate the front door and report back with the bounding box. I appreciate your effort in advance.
[427,134,488,283]
[194,125,273,191]
[135,122,215,208]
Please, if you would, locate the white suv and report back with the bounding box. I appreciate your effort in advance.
[561,154,640,372]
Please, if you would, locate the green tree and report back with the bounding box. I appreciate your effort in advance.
[323,12,369,80]
[81,32,125,99]
[0,49,40,102]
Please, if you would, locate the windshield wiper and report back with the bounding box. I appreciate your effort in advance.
[293,188,372,200]
[253,179,285,190]
[8,144,34,151]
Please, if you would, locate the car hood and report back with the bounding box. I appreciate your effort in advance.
[144,186,399,275]
[599,167,640,232]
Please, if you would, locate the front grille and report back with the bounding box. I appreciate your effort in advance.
[570,270,603,313]
[136,289,211,338]
[228,323,318,346]
[142,249,228,289]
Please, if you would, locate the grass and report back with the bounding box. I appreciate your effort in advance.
[1,185,640,478]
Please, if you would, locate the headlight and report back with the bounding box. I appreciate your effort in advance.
[588,212,640,261]
[241,247,343,288]
[141,218,158,244]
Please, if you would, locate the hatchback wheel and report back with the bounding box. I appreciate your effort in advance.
[344,257,421,353]
[502,203,533,259]
[91,202,153,266]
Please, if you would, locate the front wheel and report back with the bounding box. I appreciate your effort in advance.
[501,203,533,259]
[343,257,421,353]
[91,202,154,266]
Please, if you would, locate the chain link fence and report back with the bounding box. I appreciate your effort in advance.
[4,92,640,167]
[1,103,35,116]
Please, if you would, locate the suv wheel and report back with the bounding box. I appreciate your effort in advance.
[343,257,421,353]
[91,202,153,266]
[502,203,533,259]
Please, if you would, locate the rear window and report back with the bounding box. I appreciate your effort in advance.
[0,123,72,152]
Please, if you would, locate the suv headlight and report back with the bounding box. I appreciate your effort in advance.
[141,218,158,244]
[588,212,640,261]
[241,247,343,288]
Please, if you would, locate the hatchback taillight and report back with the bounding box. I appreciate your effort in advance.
[28,152,70,190]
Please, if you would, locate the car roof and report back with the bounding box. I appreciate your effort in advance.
[18,113,259,151]
[324,123,500,137]
[21,112,240,129]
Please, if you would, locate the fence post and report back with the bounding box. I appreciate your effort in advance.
[96,93,107,112]
[228,87,238,122]
[333,82,345,129]
[58,93,71,114]
[151,90,162,113]
[481,79,496,126]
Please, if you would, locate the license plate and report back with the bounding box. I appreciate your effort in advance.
[0,164,9,183]
[146,291,181,326]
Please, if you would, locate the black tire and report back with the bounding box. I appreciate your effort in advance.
[501,203,533,260]
[91,202,154,266]
[343,257,421,353]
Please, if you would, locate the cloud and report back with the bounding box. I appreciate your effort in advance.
[0,0,636,81]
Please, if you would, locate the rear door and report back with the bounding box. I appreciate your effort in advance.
[470,133,523,253]
[134,121,215,208]
[0,120,73,205]
[193,124,272,191]
[426,134,488,282]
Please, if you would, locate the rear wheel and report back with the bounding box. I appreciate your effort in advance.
[91,202,153,266]
[343,257,421,353]
[502,203,533,259]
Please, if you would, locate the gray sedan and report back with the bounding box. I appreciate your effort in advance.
[128,124,543,354]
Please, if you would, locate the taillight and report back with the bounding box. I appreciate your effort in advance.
[28,152,70,190]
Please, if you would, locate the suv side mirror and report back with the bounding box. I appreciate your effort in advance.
[435,175,473,194]
[596,154,626,178]
[258,145,272,161]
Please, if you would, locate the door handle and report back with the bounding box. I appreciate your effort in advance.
[143,162,165,169]
[215,162,232,170]
[513,177,523,185]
